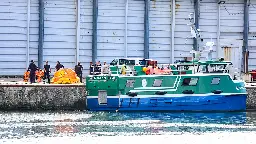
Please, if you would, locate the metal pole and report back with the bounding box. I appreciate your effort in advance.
[144,0,149,59]
[125,0,128,58]
[92,0,98,63]
[171,0,175,63]
[217,0,221,60]
[38,0,44,69]
[243,0,249,73]
[193,0,199,51]
[27,0,31,68]
[76,0,81,64]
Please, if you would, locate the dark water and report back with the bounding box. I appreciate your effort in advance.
[0,111,256,144]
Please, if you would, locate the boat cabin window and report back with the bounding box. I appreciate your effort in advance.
[182,78,198,86]
[208,64,226,73]
[110,59,118,65]
[197,64,228,73]
[126,79,135,87]
[211,77,220,85]
[177,65,192,71]
[153,79,162,87]
[119,59,135,65]
[197,65,209,73]
[139,60,148,66]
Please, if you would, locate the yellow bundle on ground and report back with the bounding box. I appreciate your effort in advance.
[51,68,80,84]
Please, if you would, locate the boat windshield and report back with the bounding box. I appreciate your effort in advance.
[177,65,197,71]
[110,59,118,65]
[197,64,229,73]
[139,60,147,66]
[119,59,135,65]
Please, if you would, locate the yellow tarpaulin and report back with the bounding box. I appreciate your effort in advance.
[51,68,80,84]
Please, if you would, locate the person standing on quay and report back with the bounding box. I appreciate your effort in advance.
[28,60,38,84]
[75,62,83,83]
[43,61,51,84]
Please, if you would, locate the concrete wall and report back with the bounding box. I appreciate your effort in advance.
[0,86,86,110]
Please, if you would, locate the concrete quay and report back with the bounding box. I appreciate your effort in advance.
[0,81,256,111]
[245,83,256,109]
[0,82,86,111]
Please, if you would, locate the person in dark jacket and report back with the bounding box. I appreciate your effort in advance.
[55,61,64,71]
[28,60,38,84]
[75,62,83,83]
[95,61,101,75]
[43,61,51,84]
[89,62,94,75]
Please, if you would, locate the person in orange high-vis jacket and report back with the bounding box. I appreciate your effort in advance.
[23,70,30,82]
[36,69,44,83]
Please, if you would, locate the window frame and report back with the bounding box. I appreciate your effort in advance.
[182,77,199,86]
[152,79,163,87]
[126,79,136,88]
[211,77,220,85]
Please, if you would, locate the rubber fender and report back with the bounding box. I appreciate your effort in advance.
[212,90,222,94]
[182,90,194,94]
[155,91,167,95]
[126,92,138,97]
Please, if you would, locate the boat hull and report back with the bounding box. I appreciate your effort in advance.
[86,94,247,112]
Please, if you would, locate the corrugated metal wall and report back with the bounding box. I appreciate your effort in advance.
[199,0,217,60]
[219,0,243,71]
[149,0,172,63]
[128,0,144,58]
[44,0,77,70]
[30,0,39,68]
[97,0,125,62]
[249,1,256,70]
[0,0,26,75]
[0,0,39,75]
[80,0,93,76]
[1,0,256,76]
[174,0,194,61]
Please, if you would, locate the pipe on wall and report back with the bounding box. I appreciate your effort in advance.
[144,0,150,59]
[217,0,221,59]
[193,0,199,51]
[92,0,98,63]
[171,0,175,63]
[27,0,31,69]
[38,0,44,69]
[125,0,128,58]
[243,0,249,73]
[76,0,81,64]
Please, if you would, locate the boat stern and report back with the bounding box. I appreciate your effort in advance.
[85,75,120,111]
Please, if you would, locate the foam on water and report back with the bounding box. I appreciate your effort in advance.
[0,111,256,143]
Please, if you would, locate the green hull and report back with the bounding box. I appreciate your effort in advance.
[86,73,247,111]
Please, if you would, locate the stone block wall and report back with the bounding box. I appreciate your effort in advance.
[246,88,256,109]
[0,86,86,111]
